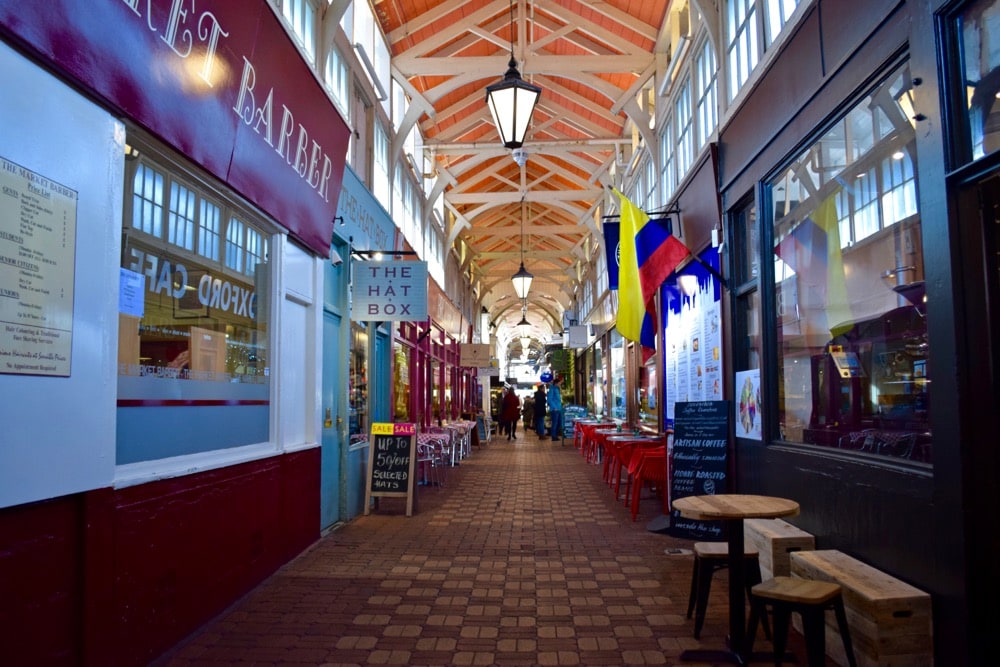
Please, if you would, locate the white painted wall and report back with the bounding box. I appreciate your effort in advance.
[0,43,122,508]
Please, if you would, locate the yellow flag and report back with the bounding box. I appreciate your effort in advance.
[613,189,652,346]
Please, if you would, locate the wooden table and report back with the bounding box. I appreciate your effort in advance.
[672,494,800,664]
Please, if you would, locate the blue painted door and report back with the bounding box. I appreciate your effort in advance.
[321,309,343,529]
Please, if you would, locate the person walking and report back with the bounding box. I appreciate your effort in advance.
[533,384,547,438]
[547,378,563,442]
[501,386,521,440]
[522,394,534,434]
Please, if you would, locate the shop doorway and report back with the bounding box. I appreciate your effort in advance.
[321,309,344,529]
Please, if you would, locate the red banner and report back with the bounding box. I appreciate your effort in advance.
[0,0,349,257]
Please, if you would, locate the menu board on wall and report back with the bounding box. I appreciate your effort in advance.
[0,156,77,377]
[364,422,417,517]
[663,248,723,425]
[668,400,729,540]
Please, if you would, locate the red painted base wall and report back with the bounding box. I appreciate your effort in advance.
[0,449,320,666]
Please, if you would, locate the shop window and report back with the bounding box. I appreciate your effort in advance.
[350,324,369,436]
[609,332,626,421]
[767,63,930,464]
[957,0,1000,161]
[732,198,762,391]
[590,340,605,417]
[393,342,410,421]
[117,144,272,465]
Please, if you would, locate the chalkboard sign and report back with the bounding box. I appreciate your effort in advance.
[364,422,417,516]
[476,415,487,442]
[668,401,729,540]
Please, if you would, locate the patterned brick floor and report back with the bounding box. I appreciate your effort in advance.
[158,429,818,666]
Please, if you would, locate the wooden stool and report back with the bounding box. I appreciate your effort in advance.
[687,542,769,640]
[747,576,857,667]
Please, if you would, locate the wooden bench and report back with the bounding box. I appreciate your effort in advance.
[790,550,932,667]
[744,517,816,579]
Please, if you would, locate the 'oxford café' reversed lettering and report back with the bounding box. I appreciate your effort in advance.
[352,260,428,322]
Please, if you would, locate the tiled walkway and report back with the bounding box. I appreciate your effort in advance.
[159,429,816,666]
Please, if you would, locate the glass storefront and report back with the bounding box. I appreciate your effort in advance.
[393,341,410,421]
[961,0,1000,160]
[638,352,659,428]
[609,332,626,421]
[117,150,271,464]
[349,324,368,437]
[769,62,930,464]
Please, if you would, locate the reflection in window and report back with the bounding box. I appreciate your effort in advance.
[225,217,245,274]
[350,325,369,436]
[118,150,271,465]
[960,0,1000,160]
[132,163,163,237]
[609,333,626,421]
[168,181,196,251]
[198,199,220,261]
[769,63,930,465]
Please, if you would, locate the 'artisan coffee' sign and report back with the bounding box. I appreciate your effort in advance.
[668,400,729,540]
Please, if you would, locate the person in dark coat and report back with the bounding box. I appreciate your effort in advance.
[501,387,521,440]
[533,384,547,438]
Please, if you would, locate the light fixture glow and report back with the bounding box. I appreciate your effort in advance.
[485,0,541,149]
[511,197,533,299]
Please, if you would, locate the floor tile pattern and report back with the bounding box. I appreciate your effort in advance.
[159,431,818,666]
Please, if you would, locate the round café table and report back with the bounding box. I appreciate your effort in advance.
[672,494,800,664]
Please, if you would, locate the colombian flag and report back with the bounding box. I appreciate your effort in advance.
[776,193,852,338]
[613,189,690,348]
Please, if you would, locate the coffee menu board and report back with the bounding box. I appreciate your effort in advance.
[0,156,77,376]
[668,400,729,540]
[364,422,417,517]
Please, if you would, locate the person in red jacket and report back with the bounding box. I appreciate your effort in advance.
[501,386,521,441]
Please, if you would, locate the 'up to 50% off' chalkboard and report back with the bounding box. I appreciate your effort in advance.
[364,422,417,516]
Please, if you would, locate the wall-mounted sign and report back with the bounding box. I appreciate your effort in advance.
[352,260,428,322]
[0,156,77,377]
[0,0,350,257]
[460,343,490,367]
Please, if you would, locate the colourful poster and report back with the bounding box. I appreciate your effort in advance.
[735,369,762,440]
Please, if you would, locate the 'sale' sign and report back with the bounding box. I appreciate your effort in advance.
[364,422,417,516]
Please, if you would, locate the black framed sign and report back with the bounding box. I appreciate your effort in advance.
[668,400,730,540]
[364,422,417,516]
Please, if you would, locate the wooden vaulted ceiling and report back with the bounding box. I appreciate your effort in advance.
[372,0,671,339]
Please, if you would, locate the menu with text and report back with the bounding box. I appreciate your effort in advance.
[0,157,77,376]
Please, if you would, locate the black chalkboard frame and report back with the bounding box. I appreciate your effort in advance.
[668,400,730,540]
[364,422,417,517]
